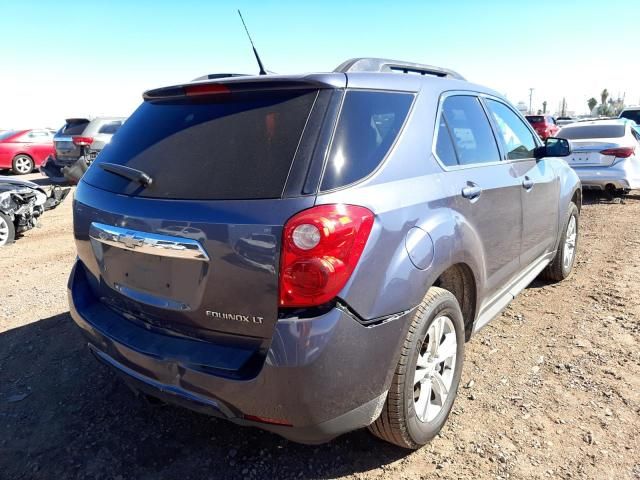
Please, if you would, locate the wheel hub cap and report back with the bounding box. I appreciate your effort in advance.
[413,315,458,423]
[0,217,9,245]
[563,215,577,269]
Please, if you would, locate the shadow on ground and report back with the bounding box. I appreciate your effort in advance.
[0,313,407,480]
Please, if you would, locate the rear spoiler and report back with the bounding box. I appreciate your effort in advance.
[143,74,346,101]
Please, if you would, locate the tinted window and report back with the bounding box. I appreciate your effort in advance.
[435,116,458,167]
[527,116,544,123]
[620,110,640,124]
[83,90,318,200]
[320,91,413,191]
[98,121,123,135]
[558,124,625,140]
[441,96,500,165]
[61,120,89,135]
[486,99,538,159]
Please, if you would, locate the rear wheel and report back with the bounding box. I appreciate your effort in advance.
[543,202,578,282]
[12,154,34,175]
[369,287,465,449]
[0,212,15,246]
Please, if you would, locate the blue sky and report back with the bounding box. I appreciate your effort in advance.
[1,0,638,128]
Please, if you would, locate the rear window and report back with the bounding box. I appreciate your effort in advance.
[320,91,414,191]
[526,116,545,123]
[97,121,123,135]
[558,124,625,140]
[61,119,90,135]
[83,90,318,200]
[620,110,640,124]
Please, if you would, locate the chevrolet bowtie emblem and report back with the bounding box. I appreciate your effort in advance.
[117,233,144,249]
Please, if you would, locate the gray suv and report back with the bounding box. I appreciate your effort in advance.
[68,58,581,448]
[41,116,125,184]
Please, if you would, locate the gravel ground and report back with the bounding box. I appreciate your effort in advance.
[1,173,639,480]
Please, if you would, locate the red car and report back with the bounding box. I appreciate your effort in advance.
[0,129,55,175]
[525,115,560,140]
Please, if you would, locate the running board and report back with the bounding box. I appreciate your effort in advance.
[472,253,553,333]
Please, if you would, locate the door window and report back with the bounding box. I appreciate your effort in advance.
[485,99,538,160]
[439,95,500,166]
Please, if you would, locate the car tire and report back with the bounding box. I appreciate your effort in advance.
[0,212,15,246]
[12,154,34,175]
[542,202,579,282]
[369,286,465,449]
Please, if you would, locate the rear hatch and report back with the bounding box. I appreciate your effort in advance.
[83,119,125,162]
[526,116,546,134]
[73,78,344,348]
[54,118,90,163]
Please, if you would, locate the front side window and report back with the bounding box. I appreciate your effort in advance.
[485,99,538,160]
[439,95,500,165]
[435,116,458,167]
[320,91,414,191]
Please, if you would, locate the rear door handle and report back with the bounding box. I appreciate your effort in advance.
[461,185,482,200]
[522,176,534,190]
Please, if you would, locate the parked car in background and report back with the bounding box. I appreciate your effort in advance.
[40,117,125,184]
[619,106,640,125]
[556,116,576,127]
[0,129,55,174]
[557,120,640,194]
[68,58,581,449]
[525,115,559,139]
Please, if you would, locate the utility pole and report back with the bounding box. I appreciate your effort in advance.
[561,97,567,117]
[528,88,534,114]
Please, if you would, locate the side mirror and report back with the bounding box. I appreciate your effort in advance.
[535,137,571,159]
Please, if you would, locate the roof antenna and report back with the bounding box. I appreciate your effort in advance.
[237,10,267,75]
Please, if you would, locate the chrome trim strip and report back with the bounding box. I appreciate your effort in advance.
[89,222,209,261]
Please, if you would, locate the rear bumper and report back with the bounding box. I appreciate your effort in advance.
[40,155,88,184]
[571,160,640,190]
[68,260,410,444]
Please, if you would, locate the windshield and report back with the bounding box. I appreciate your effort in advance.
[558,124,625,140]
[82,90,319,200]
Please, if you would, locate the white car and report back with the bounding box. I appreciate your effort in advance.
[557,120,640,194]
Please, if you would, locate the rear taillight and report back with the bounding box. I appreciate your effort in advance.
[72,136,94,147]
[185,83,231,97]
[279,204,374,308]
[600,146,635,158]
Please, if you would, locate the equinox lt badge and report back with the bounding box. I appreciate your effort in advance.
[206,311,264,324]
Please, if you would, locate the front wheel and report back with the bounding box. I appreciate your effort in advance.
[369,287,465,449]
[0,212,15,246]
[543,202,579,282]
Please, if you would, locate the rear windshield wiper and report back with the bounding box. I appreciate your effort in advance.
[98,163,153,187]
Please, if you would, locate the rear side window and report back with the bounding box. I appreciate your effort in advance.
[558,125,625,140]
[439,96,500,165]
[61,120,90,135]
[83,90,318,200]
[485,99,538,159]
[320,91,413,191]
[98,121,123,134]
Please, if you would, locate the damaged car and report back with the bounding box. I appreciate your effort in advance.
[40,117,125,184]
[0,176,70,246]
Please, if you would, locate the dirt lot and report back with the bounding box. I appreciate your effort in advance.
[1,174,639,480]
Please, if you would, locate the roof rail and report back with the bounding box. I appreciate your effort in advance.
[334,58,465,81]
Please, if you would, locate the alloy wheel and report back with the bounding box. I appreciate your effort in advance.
[0,216,10,246]
[14,155,33,174]
[563,215,577,269]
[413,315,458,423]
